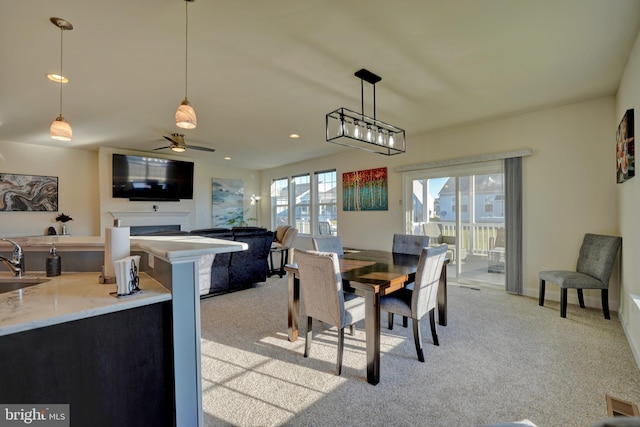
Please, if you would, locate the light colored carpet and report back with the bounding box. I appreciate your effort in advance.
[199,276,640,427]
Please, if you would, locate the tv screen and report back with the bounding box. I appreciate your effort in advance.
[112,154,194,201]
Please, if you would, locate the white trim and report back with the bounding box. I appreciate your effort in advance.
[395,149,533,172]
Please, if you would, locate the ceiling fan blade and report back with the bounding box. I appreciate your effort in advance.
[154,146,171,150]
[163,135,177,143]
[186,145,216,152]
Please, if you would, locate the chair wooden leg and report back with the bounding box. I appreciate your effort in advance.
[538,279,546,306]
[412,318,425,362]
[560,288,568,318]
[402,316,408,328]
[429,310,439,346]
[336,328,344,375]
[388,312,394,330]
[602,289,610,320]
[304,317,313,357]
[577,289,585,308]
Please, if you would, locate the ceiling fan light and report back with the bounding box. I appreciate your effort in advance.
[50,115,72,141]
[171,145,186,152]
[175,99,197,129]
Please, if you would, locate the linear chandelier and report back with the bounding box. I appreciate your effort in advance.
[49,17,74,141]
[326,68,405,156]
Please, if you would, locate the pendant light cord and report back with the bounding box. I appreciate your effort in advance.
[184,0,189,99]
[59,27,64,116]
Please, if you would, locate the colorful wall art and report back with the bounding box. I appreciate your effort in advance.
[616,108,635,183]
[0,173,58,212]
[212,178,244,227]
[343,167,388,211]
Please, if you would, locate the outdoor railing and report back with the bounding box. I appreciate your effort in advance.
[413,221,504,256]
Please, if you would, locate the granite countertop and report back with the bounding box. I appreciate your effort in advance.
[0,272,171,337]
[0,235,248,261]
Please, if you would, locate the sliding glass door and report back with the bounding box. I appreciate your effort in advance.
[405,162,505,288]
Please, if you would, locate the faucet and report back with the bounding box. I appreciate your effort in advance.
[0,238,24,277]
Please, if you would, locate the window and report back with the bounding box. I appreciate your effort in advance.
[316,170,337,235]
[272,170,338,236]
[292,174,310,234]
[271,177,289,228]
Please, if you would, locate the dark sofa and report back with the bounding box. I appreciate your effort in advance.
[189,227,274,296]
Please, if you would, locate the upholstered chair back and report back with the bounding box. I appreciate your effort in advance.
[312,236,344,256]
[296,250,348,328]
[412,245,448,320]
[575,233,622,287]
[392,234,430,256]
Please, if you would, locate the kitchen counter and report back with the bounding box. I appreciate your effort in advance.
[0,271,171,336]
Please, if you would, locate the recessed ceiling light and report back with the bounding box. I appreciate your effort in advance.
[46,73,69,83]
[224,156,231,160]
[289,133,300,139]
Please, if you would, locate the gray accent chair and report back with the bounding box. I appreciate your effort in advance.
[392,234,430,256]
[381,245,448,362]
[539,233,622,319]
[391,234,431,328]
[312,236,344,256]
[295,249,366,375]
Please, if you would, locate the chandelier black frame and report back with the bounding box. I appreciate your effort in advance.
[326,68,406,156]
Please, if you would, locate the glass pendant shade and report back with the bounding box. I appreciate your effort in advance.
[50,115,72,141]
[175,99,197,129]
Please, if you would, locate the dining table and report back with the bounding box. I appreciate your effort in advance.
[284,249,449,385]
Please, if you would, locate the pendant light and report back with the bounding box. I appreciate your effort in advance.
[175,0,197,129]
[49,17,73,141]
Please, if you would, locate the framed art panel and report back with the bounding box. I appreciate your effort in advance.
[212,178,244,227]
[0,173,58,211]
[343,167,388,211]
[616,108,634,183]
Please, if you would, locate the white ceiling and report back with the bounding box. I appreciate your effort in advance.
[2,0,640,170]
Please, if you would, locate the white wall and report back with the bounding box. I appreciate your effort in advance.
[0,141,260,237]
[96,146,261,234]
[261,96,619,311]
[0,140,99,236]
[616,29,640,367]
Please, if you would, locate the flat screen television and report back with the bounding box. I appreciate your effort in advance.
[112,153,194,201]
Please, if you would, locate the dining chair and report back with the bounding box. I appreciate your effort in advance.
[391,234,431,327]
[392,234,430,256]
[539,233,622,319]
[381,245,448,362]
[295,249,366,375]
[312,236,344,256]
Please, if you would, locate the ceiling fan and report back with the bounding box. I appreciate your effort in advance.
[155,133,215,153]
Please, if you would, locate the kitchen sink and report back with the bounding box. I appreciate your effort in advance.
[0,276,50,294]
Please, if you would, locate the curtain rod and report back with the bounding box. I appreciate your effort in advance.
[395,149,533,172]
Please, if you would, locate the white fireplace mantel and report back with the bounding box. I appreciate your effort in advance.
[110,211,191,230]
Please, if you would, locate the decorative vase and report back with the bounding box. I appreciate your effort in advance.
[61,224,67,235]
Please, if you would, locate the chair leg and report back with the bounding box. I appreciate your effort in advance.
[304,317,313,357]
[412,318,425,362]
[560,288,568,318]
[402,316,408,328]
[577,289,585,308]
[602,289,610,320]
[388,312,394,330]
[336,327,344,375]
[538,279,546,306]
[429,310,439,346]
[349,324,355,336]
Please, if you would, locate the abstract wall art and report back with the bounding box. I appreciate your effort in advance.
[616,108,635,184]
[343,167,388,211]
[0,173,58,212]
[212,178,244,227]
